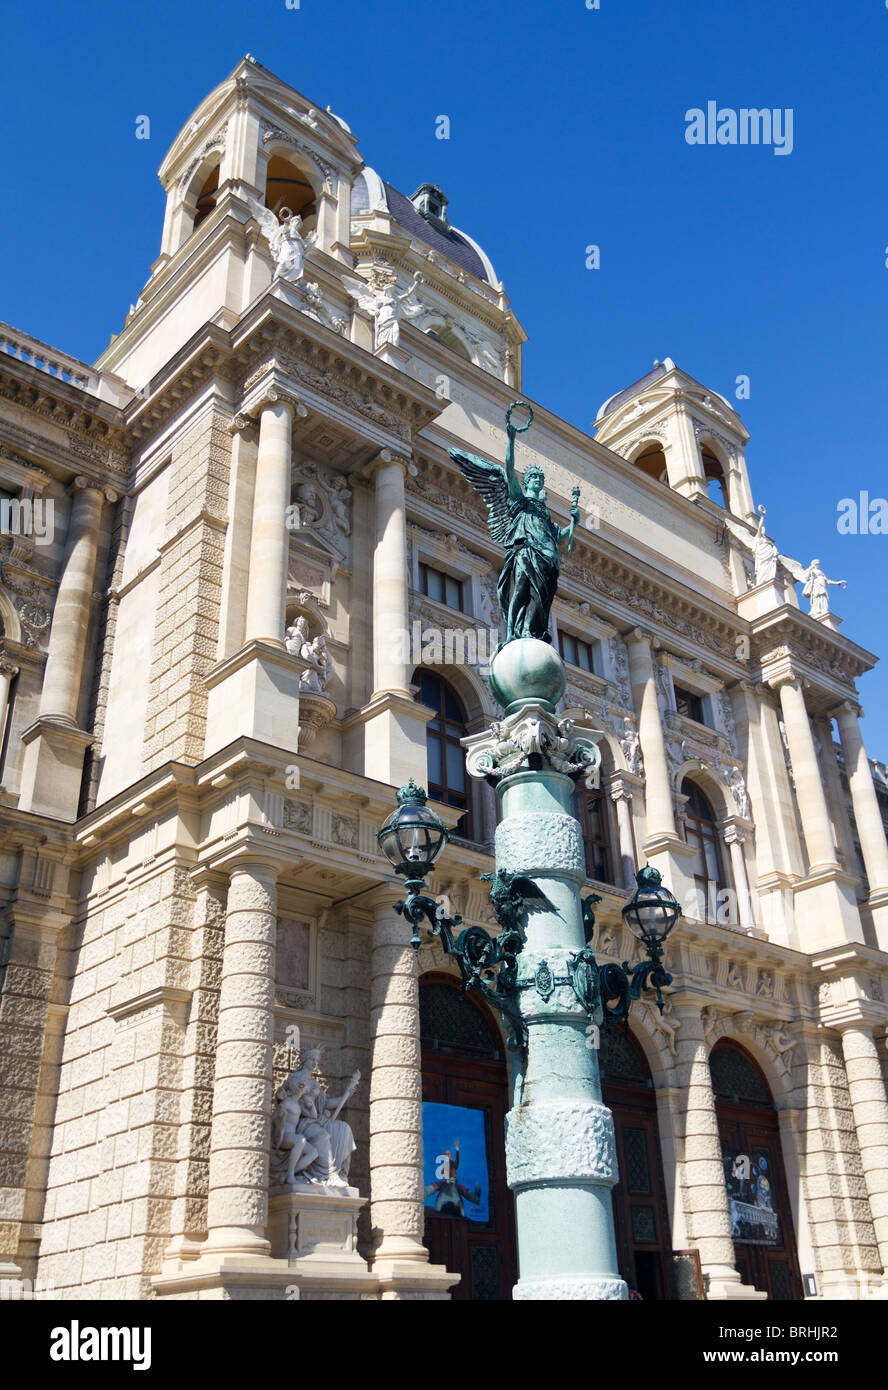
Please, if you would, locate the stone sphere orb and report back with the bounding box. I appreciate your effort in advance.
[489,637,567,712]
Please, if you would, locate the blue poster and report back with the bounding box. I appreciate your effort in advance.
[422,1102,489,1223]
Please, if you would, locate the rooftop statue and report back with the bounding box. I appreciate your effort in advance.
[342,267,425,351]
[449,403,580,642]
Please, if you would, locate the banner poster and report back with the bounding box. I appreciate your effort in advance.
[723,1149,780,1245]
[422,1102,490,1223]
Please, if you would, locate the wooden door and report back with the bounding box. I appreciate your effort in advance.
[711,1041,803,1301]
[599,1023,673,1300]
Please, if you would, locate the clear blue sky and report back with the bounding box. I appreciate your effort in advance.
[2,0,886,751]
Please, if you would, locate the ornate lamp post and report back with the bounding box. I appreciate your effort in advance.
[377,403,682,1299]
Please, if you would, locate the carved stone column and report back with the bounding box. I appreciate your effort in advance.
[608,772,637,889]
[204,859,279,1256]
[344,451,432,786]
[835,703,888,899]
[626,630,677,846]
[19,477,116,818]
[0,654,19,749]
[775,677,840,874]
[367,885,425,1261]
[244,393,303,647]
[838,1022,888,1274]
[723,824,755,932]
[367,886,456,1298]
[371,450,413,701]
[672,999,764,1300]
[39,478,110,722]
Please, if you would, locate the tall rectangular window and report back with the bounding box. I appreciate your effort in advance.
[674,685,706,725]
[419,561,465,612]
[559,631,596,673]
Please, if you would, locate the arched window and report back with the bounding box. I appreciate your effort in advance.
[425,326,472,361]
[681,778,726,922]
[573,784,616,886]
[193,162,220,230]
[701,447,728,509]
[633,445,668,485]
[265,155,317,227]
[413,669,473,839]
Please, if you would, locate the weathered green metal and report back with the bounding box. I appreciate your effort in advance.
[448,402,580,642]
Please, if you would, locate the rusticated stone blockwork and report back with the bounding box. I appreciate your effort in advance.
[143,411,231,768]
[34,866,218,1298]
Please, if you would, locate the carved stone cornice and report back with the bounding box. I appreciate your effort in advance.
[0,361,128,476]
[752,606,874,706]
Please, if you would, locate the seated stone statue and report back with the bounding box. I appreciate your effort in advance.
[272,1048,360,1193]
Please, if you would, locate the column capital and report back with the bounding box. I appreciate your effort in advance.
[228,412,259,436]
[832,698,862,720]
[607,770,641,802]
[722,818,752,846]
[256,386,309,419]
[626,626,659,650]
[71,475,118,504]
[770,670,806,694]
[0,654,20,678]
[365,449,416,480]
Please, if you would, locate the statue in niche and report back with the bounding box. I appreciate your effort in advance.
[328,475,352,534]
[293,481,322,528]
[247,198,316,282]
[285,617,329,691]
[300,633,329,692]
[726,765,750,819]
[343,267,426,350]
[272,1048,361,1191]
[620,718,644,776]
[449,402,580,642]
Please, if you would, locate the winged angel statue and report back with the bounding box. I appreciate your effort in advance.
[723,505,846,618]
[449,403,580,642]
[342,268,425,350]
[247,196,316,281]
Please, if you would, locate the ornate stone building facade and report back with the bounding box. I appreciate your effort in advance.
[1,57,887,1301]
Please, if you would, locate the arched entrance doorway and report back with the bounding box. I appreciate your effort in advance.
[420,974,517,1300]
[599,1022,674,1299]
[710,1039,802,1300]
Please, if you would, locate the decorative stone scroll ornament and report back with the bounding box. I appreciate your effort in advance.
[271,1047,361,1194]
[464,709,601,785]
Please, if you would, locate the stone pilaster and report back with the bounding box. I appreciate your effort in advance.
[671,999,764,1300]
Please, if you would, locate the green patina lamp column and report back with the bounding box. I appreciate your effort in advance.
[465,639,624,1300]
[378,402,679,1300]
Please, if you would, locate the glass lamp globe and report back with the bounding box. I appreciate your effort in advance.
[377,779,448,878]
[622,865,681,945]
